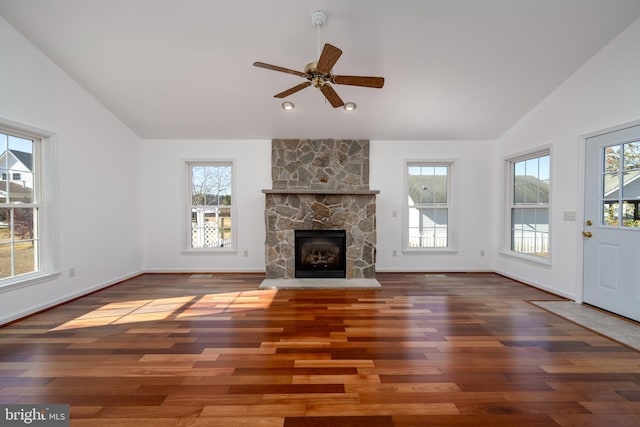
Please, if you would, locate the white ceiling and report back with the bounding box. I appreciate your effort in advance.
[2,0,640,141]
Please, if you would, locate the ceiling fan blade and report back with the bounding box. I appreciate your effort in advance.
[274,81,312,98]
[253,61,306,77]
[332,75,385,88]
[319,84,344,108]
[316,43,342,74]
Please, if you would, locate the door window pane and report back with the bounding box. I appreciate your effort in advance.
[622,201,640,228]
[603,172,619,199]
[622,171,640,198]
[603,201,619,226]
[604,145,621,172]
[623,142,640,170]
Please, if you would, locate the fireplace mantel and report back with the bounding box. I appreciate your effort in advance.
[262,189,379,195]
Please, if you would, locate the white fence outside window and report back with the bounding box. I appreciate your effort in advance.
[408,229,448,248]
[191,221,231,248]
[512,231,549,255]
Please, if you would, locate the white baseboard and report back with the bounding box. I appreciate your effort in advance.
[375,267,494,273]
[142,268,266,273]
[494,269,575,300]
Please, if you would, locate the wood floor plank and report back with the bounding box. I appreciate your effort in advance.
[1,272,639,426]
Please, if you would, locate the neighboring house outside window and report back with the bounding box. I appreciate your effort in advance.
[404,161,454,250]
[507,149,551,259]
[0,130,38,281]
[0,149,33,187]
[186,161,234,250]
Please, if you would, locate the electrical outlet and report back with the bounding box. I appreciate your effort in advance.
[480,250,485,257]
[392,250,397,257]
[243,250,249,257]
[68,267,76,277]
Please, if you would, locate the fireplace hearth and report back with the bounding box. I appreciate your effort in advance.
[295,230,346,278]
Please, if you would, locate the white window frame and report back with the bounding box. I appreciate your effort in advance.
[403,160,456,252]
[503,147,552,264]
[0,120,59,291]
[184,159,236,253]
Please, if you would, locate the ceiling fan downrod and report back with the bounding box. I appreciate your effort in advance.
[311,10,327,60]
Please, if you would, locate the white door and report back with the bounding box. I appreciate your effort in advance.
[583,124,640,322]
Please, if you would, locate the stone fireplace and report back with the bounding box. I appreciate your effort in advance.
[262,139,379,280]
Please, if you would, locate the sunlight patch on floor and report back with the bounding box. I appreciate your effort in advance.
[51,291,278,330]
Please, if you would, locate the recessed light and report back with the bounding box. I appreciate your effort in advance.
[282,101,295,111]
[343,102,356,111]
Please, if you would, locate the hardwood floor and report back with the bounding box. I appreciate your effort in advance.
[1,273,639,426]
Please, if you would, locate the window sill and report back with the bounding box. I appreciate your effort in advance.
[499,250,551,267]
[181,248,237,255]
[403,248,458,255]
[0,271,62,294]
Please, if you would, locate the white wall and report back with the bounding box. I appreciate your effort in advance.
[141,139,271,272]
[494,17,640,299]
[0,17,143,324]
[141,139,495,274]
[371,140,495,272]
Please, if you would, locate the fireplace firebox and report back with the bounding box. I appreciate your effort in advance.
[295,230,346,278]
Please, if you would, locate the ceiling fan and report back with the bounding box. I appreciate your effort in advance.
[252,10,384,108]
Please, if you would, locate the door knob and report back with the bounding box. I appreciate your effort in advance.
[582,231,593,238]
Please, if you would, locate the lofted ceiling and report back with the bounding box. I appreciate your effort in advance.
[1,0,640,141]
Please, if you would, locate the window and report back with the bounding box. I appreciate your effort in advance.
[0,129,39,280]
[405,161,453,249]
[507,150,550,258]
[187,161,234,250]
[602,141,640,228]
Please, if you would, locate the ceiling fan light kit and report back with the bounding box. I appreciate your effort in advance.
[281,101,295,111]
[253,10,384,109]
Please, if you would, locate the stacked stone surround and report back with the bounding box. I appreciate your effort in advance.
[263,139,378,279]
[272,139,370,190]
